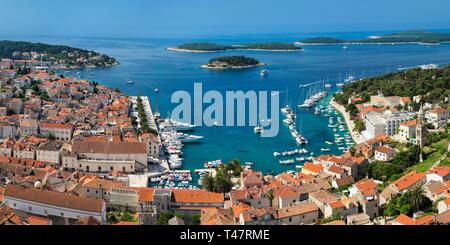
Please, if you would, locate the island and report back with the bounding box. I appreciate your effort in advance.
[167,42,302,52]
[297,31,450,45]
[0,40,119,69]
[201,56,265,70]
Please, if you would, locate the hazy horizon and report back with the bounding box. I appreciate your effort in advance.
[2,0,450,39]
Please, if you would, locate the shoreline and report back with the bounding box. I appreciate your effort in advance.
[167,47,303,53]
[330,98,365,145]
[296,41,450,46]
[200,63,266,70]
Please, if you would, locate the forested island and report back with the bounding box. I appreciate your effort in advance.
[0,40,118,69]
[298,31,450,44]
[334,65,450,106]
[201,56,264,69]
[167,42,302,52]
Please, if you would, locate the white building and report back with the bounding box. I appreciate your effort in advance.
[71,141,149,172]
[36,141,63,165]
[398,120,417,143]
[3,185,106,223]
[426,166,450,183]
[374,146,396,162]
[425,107,450,129]
[363,111,415,139]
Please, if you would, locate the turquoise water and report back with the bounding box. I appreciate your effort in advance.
[16,32,450,176]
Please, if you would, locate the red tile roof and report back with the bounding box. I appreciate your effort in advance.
[392,171,426,192]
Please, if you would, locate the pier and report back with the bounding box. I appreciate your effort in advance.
[330,98,365,144]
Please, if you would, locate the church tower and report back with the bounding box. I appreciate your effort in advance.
[416,105,428,148]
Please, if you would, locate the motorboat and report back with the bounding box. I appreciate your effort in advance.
[260,69,269,77]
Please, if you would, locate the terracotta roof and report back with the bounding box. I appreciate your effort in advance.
[130,187,155,203]
[392,171,425,192]
[427,166,450,178]
[83,178,126,190]
[400,120,417,127]
[435,209,450,224]
[394,214,416,225]
[40,123,72,130]
[0,187,3,202]
[302,162,324,174]
[328,165,345,174]
[309,190,340,204]
[75,216,101,225]
[429,107,449,114]
[0,206,22,225]
[113,221,139,225]
[72,141,147,155]
[172,189,224,203]
[26,216,50,225]
[4,185,105,213]
[355,179,378,192]
[231,202,251,219]
[201,208,235,225]
[328,200,345,209]
[376,146,395,155]
[277,202,318,219]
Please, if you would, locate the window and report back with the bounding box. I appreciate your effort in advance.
[110,167,114,171]
[13,203,17,207]
[289,218,292,222]
[60,213,64,216]
[87,189,90,193]
[44,210,48,215]
[28,206,32,211]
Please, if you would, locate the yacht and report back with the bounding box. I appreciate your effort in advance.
[325,83,333,89]
[177,133,203,143]
[160,119,197,132]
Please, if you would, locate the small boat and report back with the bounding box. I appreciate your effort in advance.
[343,46,348,50]
[295,165,303,169]
[254,125,263,134]
[283,118,294,125]
[325,83,332,88]
[260,69,269,77]
[154,88,160,93]
[126,80,135,85]
[321,148,331,152]
[325,141,333,145]
[314,107,321,116]
[281,105,293,114]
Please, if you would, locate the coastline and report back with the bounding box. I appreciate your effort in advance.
[330,98,365,145]
[296,41,449,46]
[166,47,223,53]
[200,63,266,70]
[167,47,303,53]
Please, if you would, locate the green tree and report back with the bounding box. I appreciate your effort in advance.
[409,186,429,212]
[120,211,135,222]
[191,215,201,225]
[157,212,174,225]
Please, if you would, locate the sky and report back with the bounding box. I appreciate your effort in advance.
[2,0,450,38]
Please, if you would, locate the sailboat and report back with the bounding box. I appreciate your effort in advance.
[281,87,293,114]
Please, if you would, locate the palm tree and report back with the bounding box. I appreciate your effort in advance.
[408,186,428,212]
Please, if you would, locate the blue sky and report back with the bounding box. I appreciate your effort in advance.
[2,0,450,38]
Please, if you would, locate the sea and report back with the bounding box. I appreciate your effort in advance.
[7,31,450,180]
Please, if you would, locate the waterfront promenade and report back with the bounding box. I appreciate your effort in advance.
[330,98,365,144]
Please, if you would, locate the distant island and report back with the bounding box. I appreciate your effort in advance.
[167,42,302,52]
[201,56,265,70]
[0,40,119,69]
[297,31,450,45]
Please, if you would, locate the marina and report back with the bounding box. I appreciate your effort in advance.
[55,33,450,180]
